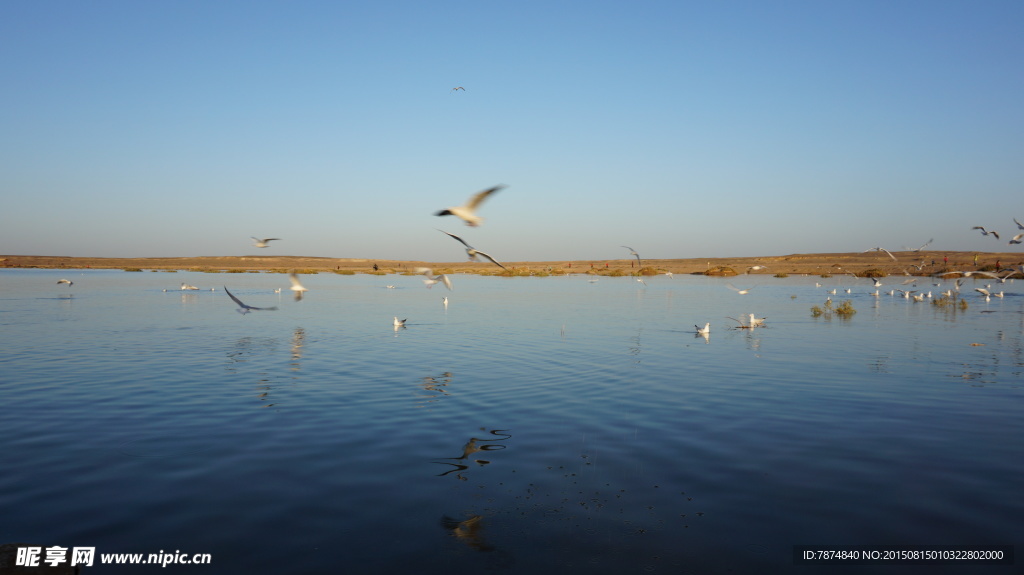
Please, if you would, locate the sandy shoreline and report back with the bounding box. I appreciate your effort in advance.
[2,251,1020,276]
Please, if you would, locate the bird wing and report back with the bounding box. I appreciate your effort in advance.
[475,250,507,270]
[975,288,990,296]
[438,229,473,249]
[224,286,249,309]
[992,231,1000,239]
[465,185,505,210]
[289,273,306,289]
[1015,217,1024,230]
[414,267,434,276]
[440,274,453,290]
[917,238,933,250]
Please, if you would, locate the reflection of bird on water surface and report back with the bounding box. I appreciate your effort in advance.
[440,515,494,552]
[433,430,511,478]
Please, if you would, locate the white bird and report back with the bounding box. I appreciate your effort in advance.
[394,316,407,327]
[636,278,647,287]
[746,265,768,273]
[863,247,897,261]
[664,272,673,279]
[972,226,1000,240]
[621,246,642,267]
[224,286,278,314]
[749,313,766,327]
[438,230,507,269]
[434,185,505,227]
[251,237,281,248]
[181,282,199,290]
[975,288,992,297]
[442,297,448,307]
[726,283,754,295]
[56,279,73,285]
[415,267,453,290]
[1009,233,1024,245]
[868,277,883,288]
[695,322,710,335]
[289,272,308,301]
[903,238,933,252]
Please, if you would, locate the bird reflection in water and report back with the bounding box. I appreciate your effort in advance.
[290,327,306,369]
[417,372,452,407]
[440,514,494,552]
[433,429,511,479]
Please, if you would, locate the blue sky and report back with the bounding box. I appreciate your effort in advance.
[2,1,1022,262]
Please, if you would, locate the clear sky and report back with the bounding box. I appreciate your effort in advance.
[2,1,1022,262]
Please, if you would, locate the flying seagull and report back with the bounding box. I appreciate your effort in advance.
[56,279,73,285]
[437,230,507,270]
[746,265,768,273]
[251,237,281,248]
[903,238,933,252]
[726,283,755,295]
[1009,233,1024,245]
[972,226,1000,240]
[435,185,505,227]
[863,246,897,261]
[451,86,465,92]
[289,272,308,301]
[621,246,642,267]
[1014,217,1024,230]
[414,267,453,290]
[224,286,278,314]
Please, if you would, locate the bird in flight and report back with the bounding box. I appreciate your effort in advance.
[415,267,453,290]
[435,185,505,227]
[972,226,1000,240]
[621,246,642,267]
[1009,233,1024,245]
[451,86,465,92]
[437,230,507,270]
[56,278,73,285]
[224,286,278,314]
[863,246,897,261]
[251,237,281,248]
[726,283,755,295]
[289,272,308,301]
[903,238,933,252]
[1014,217,1024,230]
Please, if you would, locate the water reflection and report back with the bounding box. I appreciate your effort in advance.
[417,371,452,408]
[290,327,306,369]
[440,514,494,552]
[433,429,511,479]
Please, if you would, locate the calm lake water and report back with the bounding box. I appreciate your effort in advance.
[2,268,1022,574]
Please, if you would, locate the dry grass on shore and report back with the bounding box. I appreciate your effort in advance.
[3,251,1022,278]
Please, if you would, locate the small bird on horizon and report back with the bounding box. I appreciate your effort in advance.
[435,185,505,227]
[251,237,281,248]
[224,286,278,314]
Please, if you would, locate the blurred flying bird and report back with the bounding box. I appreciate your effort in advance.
[621,246,642,267]
[437,230,507,270]
[56,279,73,285]
[251,237,281,248]
[289,272,308,301]
[435,185,505,227]
[863,246,897,261]
[224,286,278,314]
[726,283,755,295]
[415,267,453,290]
[972,226,1000,240]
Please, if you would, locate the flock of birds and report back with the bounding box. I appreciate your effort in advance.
[52,190,1022,331]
